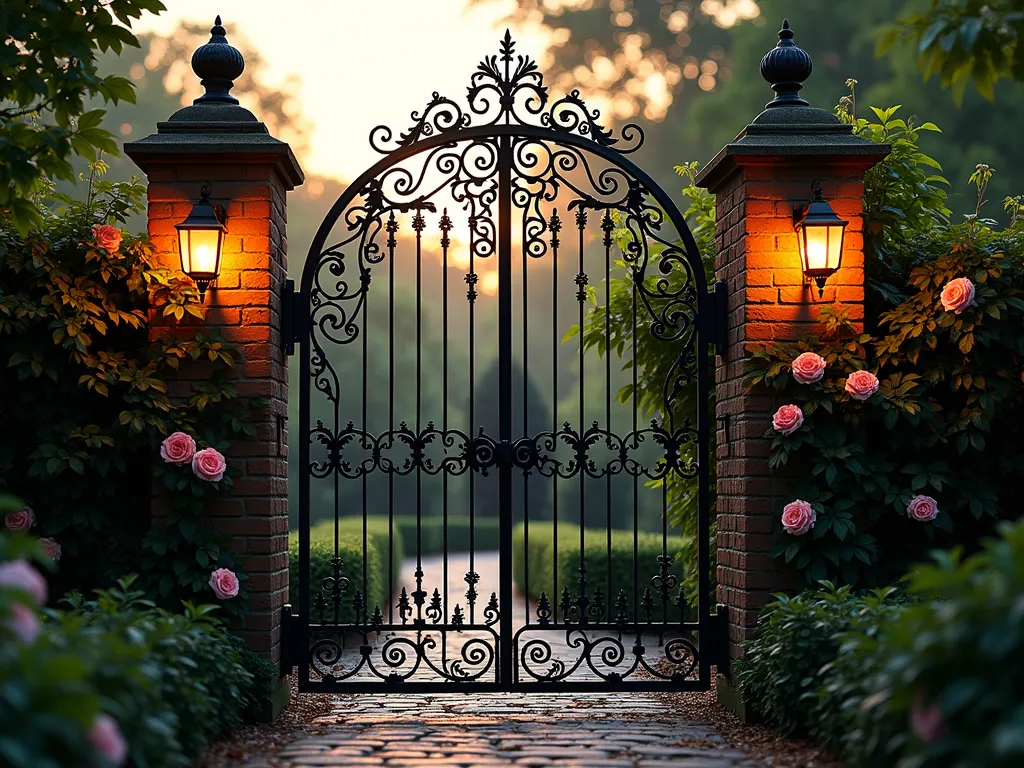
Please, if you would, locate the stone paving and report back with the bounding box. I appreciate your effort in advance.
[279,693,762,767]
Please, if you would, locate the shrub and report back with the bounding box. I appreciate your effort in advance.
[0,176,260,615]
[392,514,500,554]
[735,583,901,738]
[288,517,403,620]
[830,519,1024,768]
[0,529,256,768]
[512,522,688,621]
[746,214,1024,588]
[239,648,279,722]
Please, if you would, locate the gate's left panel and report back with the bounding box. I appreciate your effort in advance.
[299,139,506,691]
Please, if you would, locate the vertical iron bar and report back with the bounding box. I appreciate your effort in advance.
[299,285,311,687]
[698,274,712,687]
[361,258,369,625]
[440,209,451,659]
[576,206,587,621]
[415,209,425,626]
[632,261,639,623]
[551,210,560,623]
[603,210,613,622]
[498,134,514,685]
[522,203,530,628]
[388,212,397,625]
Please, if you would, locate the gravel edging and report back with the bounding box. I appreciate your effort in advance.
[657,675,846,768]
[196,677,335,768]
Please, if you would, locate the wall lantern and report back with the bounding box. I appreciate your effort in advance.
[793,184,847,297]
[176,183,227,301]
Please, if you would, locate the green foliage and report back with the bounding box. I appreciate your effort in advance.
[736,583,901,738]
[0,0,166,233]
[391,514,500,555]
[832,518,1024,767]
[569,161,717,606]
[0,540,257,768]
[746,197,1024,588]
[835,85,950,295]
[238,648,279,722]
[883,0,1024,104]
[512,522,689,621]
[0,177,261,615]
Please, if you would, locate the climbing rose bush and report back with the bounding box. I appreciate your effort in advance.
[781,500,816,535]
[4,507,34,532]
[192,447,227,483]
[160,432,196,465]
[746,220,1024,588]
[208,568,240,600]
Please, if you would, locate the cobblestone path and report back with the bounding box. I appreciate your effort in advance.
[278,692,762,767]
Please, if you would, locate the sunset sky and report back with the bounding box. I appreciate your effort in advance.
[136,0,551,182]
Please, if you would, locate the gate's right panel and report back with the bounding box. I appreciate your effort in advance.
[505,131,711,691]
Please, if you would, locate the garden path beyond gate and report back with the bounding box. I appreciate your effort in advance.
[287,33,726,692]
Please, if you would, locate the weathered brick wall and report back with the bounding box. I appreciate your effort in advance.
[711,159,867,663]
[145,160,291,665]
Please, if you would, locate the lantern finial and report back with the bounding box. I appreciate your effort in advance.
[760,19,813,109]
[191,16,245,105]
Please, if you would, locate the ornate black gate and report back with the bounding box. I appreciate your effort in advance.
[286,33,725,692]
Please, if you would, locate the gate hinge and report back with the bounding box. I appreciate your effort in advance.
[281,279,303,356]
[708,604,731,676]
[712,280,728,357]
[281,604,303,675]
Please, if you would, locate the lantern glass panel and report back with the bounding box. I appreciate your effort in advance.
[178,228,222,278]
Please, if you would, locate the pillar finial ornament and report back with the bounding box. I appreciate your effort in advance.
[191,15,245,105]
[759,19,813,109]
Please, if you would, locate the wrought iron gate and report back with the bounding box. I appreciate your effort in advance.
[286,33,726,692]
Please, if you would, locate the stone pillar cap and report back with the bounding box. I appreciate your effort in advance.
[124,16,304,190]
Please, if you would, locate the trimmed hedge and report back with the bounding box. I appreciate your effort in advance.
[288,518,403,621]
[512,522,687,621]
[289,515,501,619]
[391,514,500,554]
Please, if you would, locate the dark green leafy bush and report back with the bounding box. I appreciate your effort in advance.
[830,519,1024,768]
[736,583,901,738]
[392,514,500,554]
[0,177,260,615]
[0,528,256,768]
[512,522,688,621]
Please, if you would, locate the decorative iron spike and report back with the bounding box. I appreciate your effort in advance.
[411,565,427,607]
[614,589,629,626]
[590,586,605,621]
[485,591,500,617]
[574,272,589,302]
[439,208,452,251]
[465,571,480,606]
[560,585,572,621]
[602,209,615,247]
[370,604,384,633]
[536,592,552,625]
[676,587,688,620]
[641,587,654,623]
[412,210,426,233]
[397,587,411,625]
[352,589,364,624]
[386,211,398,249]
[465,272,478,302]
[451,604,465,630]
[427,587,443,623]
[575,206,587,229]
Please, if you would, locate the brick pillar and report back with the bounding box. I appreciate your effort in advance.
[695,20,888,714]
[125,19,303,676]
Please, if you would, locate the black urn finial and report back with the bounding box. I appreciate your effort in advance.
[191,15,245,105]
[759,18,813,109]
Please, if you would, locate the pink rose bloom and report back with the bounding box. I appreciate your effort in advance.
[192,447,226,482]
[845,370,880,401]
[89,714,128,766]
[92,224,122,254]
[907,495,938,522]
[781,499,816,535]
[209,568,239,599]
[0,560,46,605]
[38,537,61,561]
[160,431,196,465]
[909,691,944,744]
[791,352,826,384]
[940,277,975,314]
[3,601,41,644]
[4,506,35,531]
[772,404,804,436]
